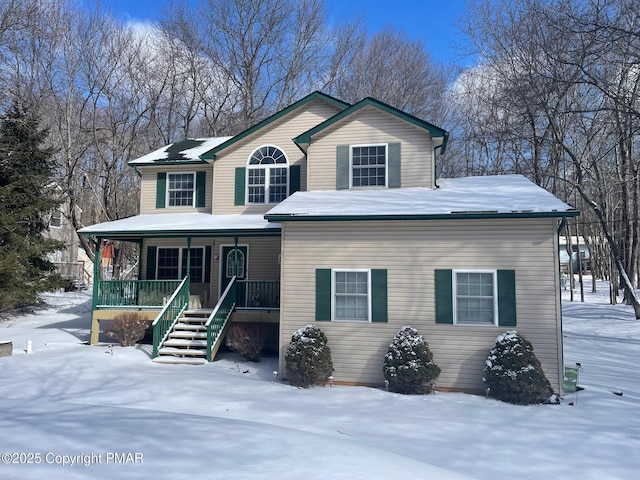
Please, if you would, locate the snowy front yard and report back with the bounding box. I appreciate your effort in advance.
[0,283,638,479]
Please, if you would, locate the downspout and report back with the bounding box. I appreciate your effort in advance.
[433,144,443,188]
[557,216,568,395]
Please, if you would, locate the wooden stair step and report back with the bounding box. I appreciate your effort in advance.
[158,347,207,357]
[153,356,207,365]
[174,323,207,331]
[163,338,208,348]
[169,331,207,340]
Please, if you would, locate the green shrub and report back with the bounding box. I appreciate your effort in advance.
[383,326,441,394]
[484,330,554,404]
[284,325,334,388]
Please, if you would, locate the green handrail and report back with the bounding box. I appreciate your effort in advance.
[206,276,237,362]
[152,277,189,357]
[96,279,182,308]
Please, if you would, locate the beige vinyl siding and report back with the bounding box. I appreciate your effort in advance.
[278,218,563,392]
[142,236,280,307]
[307,106,435,191]
[213,100,342,214]
[140,165,213,214]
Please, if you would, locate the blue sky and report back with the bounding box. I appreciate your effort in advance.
[104,0,472,66]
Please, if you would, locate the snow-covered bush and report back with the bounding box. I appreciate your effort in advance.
[226,323,266,362]
[284,325,334,388]
[383,326,441,394]
[484,330,554,404]
[104,312,149,347]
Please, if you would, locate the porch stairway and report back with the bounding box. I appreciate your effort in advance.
[153,309,213,365]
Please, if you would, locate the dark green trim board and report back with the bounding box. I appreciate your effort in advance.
[315,269,331,321]
[146,246,157,280]
[234,167,246,206]
[497,270,517,326]
[435,269,454,324]
[294,97,449,151]
[204,246,212,284]
[200,92,350,160]
[388,143,401,188]
[156,173,166,208]
[196,171,206,208]
[289,165,301,194]
[371,269,388,323]
[336,145,350,189]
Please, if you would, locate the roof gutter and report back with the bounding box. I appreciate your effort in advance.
[265,210,580,223]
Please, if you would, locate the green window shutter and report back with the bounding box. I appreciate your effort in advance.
[156,173,166,208]
[388,143,401,188]
[204,246,212,284]
[146,246,157,280]
[196,171,206,207]
[234,167,246,206]
[289,164,301,195]
[336,145,350,190]
[497,270,517,326]
[315,269,331,321]
[435,269,453,324]
[371,269,388,323]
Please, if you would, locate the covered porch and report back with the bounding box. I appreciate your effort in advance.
[78,213,281,361]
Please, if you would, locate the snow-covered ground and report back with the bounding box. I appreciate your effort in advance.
[0,279,638,479]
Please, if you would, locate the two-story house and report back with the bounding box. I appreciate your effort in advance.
[79,91,578,394]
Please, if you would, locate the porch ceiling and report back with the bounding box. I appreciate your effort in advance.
[78,213,281,240]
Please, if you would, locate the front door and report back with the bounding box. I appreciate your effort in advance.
[220,245,248,295]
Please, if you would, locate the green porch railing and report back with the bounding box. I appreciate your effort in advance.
[152,277,190,357]
[236,280,280,309]
[206,276,237,362]
[96,279,182,308]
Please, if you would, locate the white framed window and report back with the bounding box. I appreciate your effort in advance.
[50,209,63,228]
[157,247,205,282]
[247,145,288,204]
[453,270,498,325]
[332,269,371,322]
[351,144,387,187]
[167,172,195,207]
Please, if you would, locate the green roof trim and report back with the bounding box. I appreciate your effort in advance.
[200,92,350,161]
[292,97,450,153]
[264,210,580,223]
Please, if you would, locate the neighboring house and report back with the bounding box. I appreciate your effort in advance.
[559,236,590,273]
[78,91,578,394]
[44,193,90,290]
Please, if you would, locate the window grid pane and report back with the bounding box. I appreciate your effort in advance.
[248,169,266,203]
[456,272,495,324]
[157,248,180,279]
[352,146,386,187]
[335,271,368,320]
[168,173,195,206]
[269,167,288,203]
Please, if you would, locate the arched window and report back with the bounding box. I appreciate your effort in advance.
[226,249,245,279]
[247,145,288,204]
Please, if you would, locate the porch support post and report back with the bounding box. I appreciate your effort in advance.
[137,239,143,280]
[90,237,102,345]
[186,236,192,279]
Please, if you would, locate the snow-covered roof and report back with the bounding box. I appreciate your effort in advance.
[78,213,280,238]
[128,137,233,165]
[265,175,578,220]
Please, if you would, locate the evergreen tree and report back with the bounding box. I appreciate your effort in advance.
[0,102,65,313]
[484,330,554,405]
